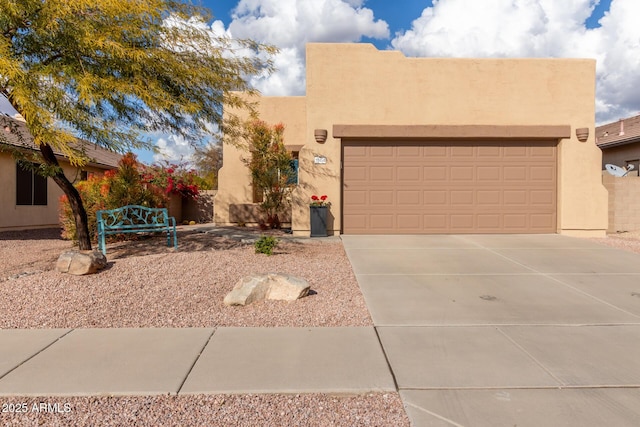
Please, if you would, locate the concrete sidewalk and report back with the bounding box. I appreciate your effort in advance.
[0,327,395,396]
[342,234,640,427]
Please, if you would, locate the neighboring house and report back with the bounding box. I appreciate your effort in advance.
[215,43,607,237]
[596,114,640,174]
[596,114,640,233]
[0,114,121,231]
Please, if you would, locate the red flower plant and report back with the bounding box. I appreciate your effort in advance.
[310,194,329,207]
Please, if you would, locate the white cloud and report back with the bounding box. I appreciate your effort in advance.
[390,0,640,123]
[227,0,389,95]
[153,135,194,164]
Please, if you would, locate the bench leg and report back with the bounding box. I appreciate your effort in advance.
[98,232,107,255]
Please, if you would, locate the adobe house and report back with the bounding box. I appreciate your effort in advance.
[0,115,121,231]
[596,114,640,232]
[596,114,640,174]
[215,43,608,237]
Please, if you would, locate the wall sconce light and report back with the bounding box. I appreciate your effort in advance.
[314,129,328,143]
[575,127,589,142]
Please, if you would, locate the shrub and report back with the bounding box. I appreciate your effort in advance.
[59,153,165,243]
[254,235,278,256]
[243,120,294,229]
[142,161,200,200]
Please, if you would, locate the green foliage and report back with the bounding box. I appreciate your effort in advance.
[0,0,276,159]
[243,120,294,228]
[254,235,278,256]
[60,153,165,242]
[192,143,223,189]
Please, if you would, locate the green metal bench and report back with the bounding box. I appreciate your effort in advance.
[96,205,177,255]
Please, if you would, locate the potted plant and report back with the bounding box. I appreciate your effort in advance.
[309,194,329,237]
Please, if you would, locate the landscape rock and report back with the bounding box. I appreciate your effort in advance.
[56,250,108,275]
[224,273,310,306]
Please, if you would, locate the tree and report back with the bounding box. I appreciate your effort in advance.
[0,0,275,249]
[192,143,223,189]
[242,120,294,229]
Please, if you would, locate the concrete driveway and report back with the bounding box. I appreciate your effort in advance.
[341,234,640,427]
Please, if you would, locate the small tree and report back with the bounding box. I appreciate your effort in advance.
[192,143,223,189]
[243,120,293,228]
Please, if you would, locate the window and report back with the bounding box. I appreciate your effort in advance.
[287,159,299,185]
[287,151,299,185]
[16,162,47,206]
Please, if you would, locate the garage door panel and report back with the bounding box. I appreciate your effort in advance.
[397,146,421,157]
[477,190,501,205]
[370,166,394,180]
[503,146,528,157]
[477,146,502,157]
[450,191,474,205]
[424,190,447,205]
[450,166,474,181]
[451,146,475,157]
[371,190,394,206]
[504,214,528,229]
[398,215,421,229]
[424,215,448,230]
[370,214,394,229]
[397,166,421,181]
[424,166,448,181]
[477,214,501,230]
[398,190,421,205]
[371,146,394,157]
[530,166,555,181]
[504,166,527,181]
[423,146,448,157]
[450,215,474,229]
[504,190,528,205]
[343,141,556,234]
[531,146,555,158]
[530,190,555,206]
[343,166,367,182]
[477,166,501,181]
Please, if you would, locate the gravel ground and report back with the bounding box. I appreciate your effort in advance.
[589,230,640,255]
[0,227,372,328]
[0,228,409,427]
[0,394,410,427]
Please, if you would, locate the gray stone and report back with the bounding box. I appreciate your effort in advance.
[56,250,107,275]
[224,273,310,306]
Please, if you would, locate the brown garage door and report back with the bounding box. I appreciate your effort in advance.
[342,140,557,234]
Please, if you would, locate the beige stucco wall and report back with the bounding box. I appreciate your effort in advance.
[216,43,608,237]
[0,151,107,231]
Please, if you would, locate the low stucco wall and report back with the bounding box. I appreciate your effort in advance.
[216,43,608,237]
[603,174,640,233]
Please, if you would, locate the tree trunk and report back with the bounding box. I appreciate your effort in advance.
[38,143,92,250]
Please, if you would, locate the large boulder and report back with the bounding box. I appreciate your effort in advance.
[224,273,310,306]
[56,250,107,275]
